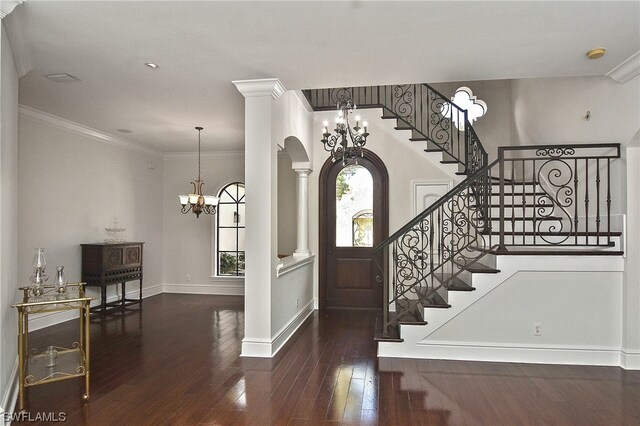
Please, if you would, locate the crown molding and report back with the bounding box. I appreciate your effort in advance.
[0,0,23,19]
[3,3,35,77]
[163,151,245,160]
[232,78,286,100]
[606,51,640,84]
[18,105,163,158]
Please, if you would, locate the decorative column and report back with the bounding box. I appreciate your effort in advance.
[293,168,311,258]
[233,78,285,358]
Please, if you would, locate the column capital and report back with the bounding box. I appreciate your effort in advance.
[0,0,23,19]
[232,78,286,100]
[293,168,312,177]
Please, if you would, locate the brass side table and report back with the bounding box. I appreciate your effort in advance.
[12,283,93,411]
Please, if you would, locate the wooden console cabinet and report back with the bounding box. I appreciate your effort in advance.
[81,242,144,313]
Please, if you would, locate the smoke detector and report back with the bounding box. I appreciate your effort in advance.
[586,48,606,60]
[46,73,81,83]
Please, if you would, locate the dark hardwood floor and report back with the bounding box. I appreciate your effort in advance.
[15,294,640,425]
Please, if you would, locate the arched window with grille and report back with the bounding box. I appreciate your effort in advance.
[216,182,245,276]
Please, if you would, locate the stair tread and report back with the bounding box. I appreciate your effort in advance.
[422,291,451,308]
[457,262,500,274]
[436,274,475,291]
[395,126,413,131]
[491,181,538,185]
[487,249,624,256]
[425,148,443,153]
[445,277,476,291]
[374,313,403,342]
[395,299,428,325]
[480,230,622,237]
[410,137,428,141]
[381,115,397,119]
[491,216,563,221]
[492,192,548,196]
[440,160,461,164]
[473,203,553,208]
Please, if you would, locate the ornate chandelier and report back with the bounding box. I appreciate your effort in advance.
[179,126,219,218]
[321,100,369,165]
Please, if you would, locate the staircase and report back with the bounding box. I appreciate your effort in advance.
[302,84,623,359]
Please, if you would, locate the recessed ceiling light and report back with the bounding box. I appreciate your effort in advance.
[117,129,133,134]
[586,48,606,60]
[46,73,81,83]
[144,62,160,70]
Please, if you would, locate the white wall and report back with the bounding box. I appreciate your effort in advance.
[277,153,297,256]
[431,75,639,152]
[429,271,622,350]
[623,131,640,368]
[272,259,314,354]
[511,75,639,147]
[0,23,19,415]
[17,114,164,304]
[162,153,244,295]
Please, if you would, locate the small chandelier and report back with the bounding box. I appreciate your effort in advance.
[179,126,219,218]
[321,100,369,165]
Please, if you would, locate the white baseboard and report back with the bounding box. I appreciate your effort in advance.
[1,357,19,425]
[621,350,640,370]
[241,338,273,358]
[27,284,163,331]
[163,283,244,296]
[271,300,314,356]
[379,340,625,367]
[241,299,314,358]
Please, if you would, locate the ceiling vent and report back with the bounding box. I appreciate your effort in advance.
[46,73,81,83]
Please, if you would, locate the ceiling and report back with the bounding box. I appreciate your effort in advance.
[8,1,640,152]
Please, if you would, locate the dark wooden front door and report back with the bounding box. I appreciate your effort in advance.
[320,150,388,309]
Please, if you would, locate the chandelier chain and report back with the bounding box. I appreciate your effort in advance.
[197,128,202,182]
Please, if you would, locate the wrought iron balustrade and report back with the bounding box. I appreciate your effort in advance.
[303,84,488,174]
[496,143,621,249]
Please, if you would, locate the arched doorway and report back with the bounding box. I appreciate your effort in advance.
[319,149,388,310]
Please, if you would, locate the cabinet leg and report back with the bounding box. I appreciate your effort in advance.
[101,287,107,312]
[139,278,143,304]
[121,282,126,309]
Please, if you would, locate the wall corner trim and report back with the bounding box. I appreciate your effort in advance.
[18,105,163,158]
[606,51,640,84]
[0,357,19,422]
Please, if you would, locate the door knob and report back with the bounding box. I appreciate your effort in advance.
[375,275,383,283]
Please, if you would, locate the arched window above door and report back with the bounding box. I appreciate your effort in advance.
[335,164,373,247]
